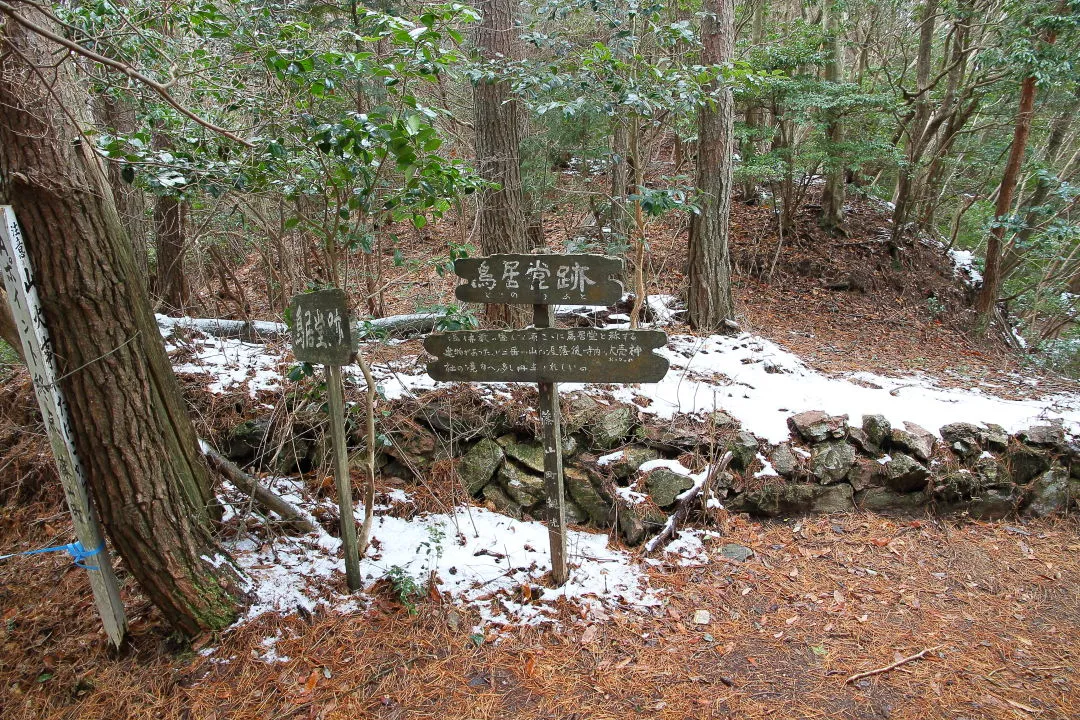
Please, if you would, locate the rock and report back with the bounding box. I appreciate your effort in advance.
[848,457,888,491]
[709,411,737,428]
[788,411,848,444]
[645,469,695,508]
[562,394,600,434]
[728,432,760,472]
[720,544,754,562]
[565,468,613,525]
[609,446,660,480]
[496,462,545,508]
[564,499,589,525]
[769,443,798,477]
[458,438,504,495]
[386,422,439,469]
[692,610,711,625]
[1024,467,1072,518]
[1007,444,1052,485]
[634,424,703,453]
[1019,422,1065,449]
[482,484,521,518]
[856,488,929,514]
[862,415,892,449]
[587,406,635,449]
[810,441,856,484]
[984,423,1009,450]
[226,418,271,464]
[500,438,545,474]
[967,487,1021,520]
[847,427,878,455]
[890,423,934,463]
[940,422,985,458]
[884,452,930,493]
[972,456,1012,487]
[730,482,853,517]
[617,501,667,545]
[561,434,579,457]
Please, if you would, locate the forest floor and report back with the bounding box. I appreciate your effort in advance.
[1,189,1079,719]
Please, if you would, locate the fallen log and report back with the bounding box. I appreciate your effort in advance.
[199,439,316,534]
[157,312,441,343]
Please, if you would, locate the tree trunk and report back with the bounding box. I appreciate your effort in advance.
[154,194,189,314]
[740,0,764,204]
[0,3,246,635]
[93,94,149,280]
[819,0,846,234]
[472,0,529,327]
[610,118,631,252]
[687,0,736,331]
[975,74,1038,324]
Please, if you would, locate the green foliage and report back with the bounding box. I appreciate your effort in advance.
[385,565,422,614]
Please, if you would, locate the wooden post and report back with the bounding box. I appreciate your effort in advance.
[326,364,362,592]
[534,303,568,586]
[0,206,127,647]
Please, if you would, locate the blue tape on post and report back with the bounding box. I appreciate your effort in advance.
[0,540,105,570]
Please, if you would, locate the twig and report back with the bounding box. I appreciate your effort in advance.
[644,451,733,554]
[0,1,252,146]
[845,645,942,684]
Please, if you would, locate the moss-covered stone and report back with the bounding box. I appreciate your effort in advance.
[482,484,521,518]
[565,468,613,525]
[587,406,635,449]
[501,438,545,474]
[496,462,545,508]
[884,452,930,493]
[728,431,760,472]
[458,438,504,495]
[770,443,798,478]
[1024,467,1072,518]
[729,482,853,517]
[645,468,695,507]
[856,488,929,514]
[616,501,668,545]
[810,441,856,484]
[1006,443,1052,485]
[610,446,661,480]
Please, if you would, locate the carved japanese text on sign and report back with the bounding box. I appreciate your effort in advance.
[424,328,669,383]
[454,254,624,306]
[289,289,354,366]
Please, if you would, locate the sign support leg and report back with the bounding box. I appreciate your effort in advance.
[326,364,362,591]
[534,303,568,586]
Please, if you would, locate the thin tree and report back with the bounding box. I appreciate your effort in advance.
[0,2,247,635]
[687,0,737,330]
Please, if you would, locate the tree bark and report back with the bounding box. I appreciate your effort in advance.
[687,0,736,331]
[975,74,1038,323]
[0,3,246,635]
[93,94,149,280]
[472,0,529,327]
[819,0,846,234]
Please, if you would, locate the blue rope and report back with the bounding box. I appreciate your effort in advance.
[0,540,104,570]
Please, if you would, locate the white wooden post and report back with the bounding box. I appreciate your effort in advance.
[0,206,127,647]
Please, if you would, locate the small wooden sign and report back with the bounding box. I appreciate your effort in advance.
[288,288,362,592]
[290,289,354,366]
[454,254,624,306]
[424,328,668,383]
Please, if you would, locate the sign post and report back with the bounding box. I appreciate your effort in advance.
[0,207,127,647]
[289,289,361,592]
[425,254,669,586]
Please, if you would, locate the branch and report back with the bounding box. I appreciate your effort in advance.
[845,646,943,685]
[644,451,733,554]
[0,1,252,147]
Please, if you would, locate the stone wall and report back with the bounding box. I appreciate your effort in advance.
[226,393,1080,546]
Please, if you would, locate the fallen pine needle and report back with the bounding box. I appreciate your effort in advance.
[845,645,943,685]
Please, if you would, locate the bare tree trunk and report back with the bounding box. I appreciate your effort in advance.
[975,74,1038,324]
[472,0,529,327]
[819,0,846,234]
[0,3,246,635]
[687,0,736,331]
[154,193,189,314]
[610,118,630,252]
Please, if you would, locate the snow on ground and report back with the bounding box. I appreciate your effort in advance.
[167,313,1080,636]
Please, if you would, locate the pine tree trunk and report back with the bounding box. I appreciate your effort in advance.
[687,0,736,331]
[472,0,529,327]
[154,194,189,314]
[0,3,246,635]
[975,74,1038,324]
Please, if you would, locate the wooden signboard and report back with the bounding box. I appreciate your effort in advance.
[0,206,127,647]
[427,253,669,587]
[454,254,624,305]
[290,289,355,366]
[424,328,669,383]
[289,289,361,591]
